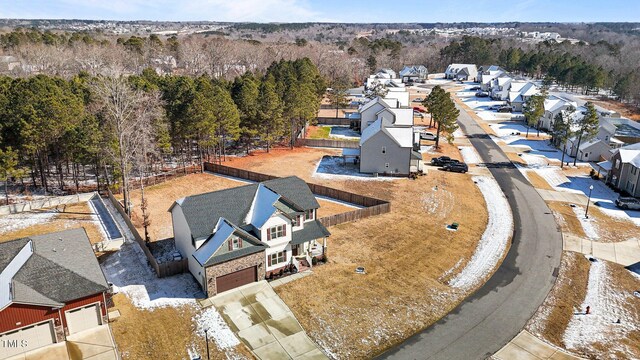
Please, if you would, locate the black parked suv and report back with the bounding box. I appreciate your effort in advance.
[430,156,459,166]
[443,162,469,173]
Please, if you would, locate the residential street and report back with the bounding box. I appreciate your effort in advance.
[377,102,563,360]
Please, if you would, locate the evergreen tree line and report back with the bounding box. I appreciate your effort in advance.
[441,36,638,101]
[0,58,324,206]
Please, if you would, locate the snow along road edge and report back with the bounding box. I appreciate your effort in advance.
[448,175,514,290]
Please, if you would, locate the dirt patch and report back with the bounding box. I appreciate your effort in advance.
[221,147,489,359]
[127,173,246,242]
[590,97,640,121]
[0,202,106,244]
[526,251,591,348]
[108,293,250,360]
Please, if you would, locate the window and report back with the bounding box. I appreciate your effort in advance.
[230,237,241,250]
[382,146,386,154]
[304,209,314,220]
[632,167,638,175]
[615,160,620,169]
[292,216,299,227]
[269,251,287,266]
[268,224,286,240]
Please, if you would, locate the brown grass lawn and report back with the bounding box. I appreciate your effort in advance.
[108,293,250,360]
[0,202,105,244]
[547,201,637,243]
[505,152,527,166]
[316,199,358,218]
[223,146,490,359]
[589,97,640,121]
[526,171,554,190]
[527,253,640,359]
[127,173,248,242]
[526,252,591,347]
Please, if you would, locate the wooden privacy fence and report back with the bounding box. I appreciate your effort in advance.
[116,165,201,194]
[316,117,353,126]
[106,189,188,278]
[297,138,359,149]
[204,163,390,227]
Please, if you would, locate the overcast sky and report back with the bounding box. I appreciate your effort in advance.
[0,0,638,23]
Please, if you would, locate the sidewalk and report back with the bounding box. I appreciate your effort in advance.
[493,330,584,360]
[563,234,640,266]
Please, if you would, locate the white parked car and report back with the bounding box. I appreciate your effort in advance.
[420,132,437,141]
[615,197,640,210]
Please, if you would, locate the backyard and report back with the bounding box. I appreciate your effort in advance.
[217,145,496,359]
[0,201,106,244]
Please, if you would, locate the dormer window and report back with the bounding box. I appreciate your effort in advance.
[304,209,314,221]
[229,237,242,250]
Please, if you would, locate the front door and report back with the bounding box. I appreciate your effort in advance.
[291,244,299,256]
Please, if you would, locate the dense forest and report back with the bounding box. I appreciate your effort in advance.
[0,58,324,212]
[0,26,639,205]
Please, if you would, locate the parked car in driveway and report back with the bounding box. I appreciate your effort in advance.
[469,86,481,91]
[488,104,503,111]
[431,156,459,166]
[412,97,423,102]
[420,132,437,141]
[475,91,489,98]
[443,162,468,173]
[615,197,640,210]
[497,105,513,113]
[414,111,424,118]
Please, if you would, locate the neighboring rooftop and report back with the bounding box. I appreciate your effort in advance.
[0,228,109,310]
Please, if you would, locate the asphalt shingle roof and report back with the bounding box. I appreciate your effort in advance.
[174,176,319,240]
[0,228,109,307]
[291,220,331,245]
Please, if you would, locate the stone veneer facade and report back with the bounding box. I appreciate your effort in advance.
[204,251,265,296]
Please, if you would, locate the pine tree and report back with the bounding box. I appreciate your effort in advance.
[572,102,599,166]
[257,76,284,152]
[550,109,573,168]
[423,86,459,148]
[0,147,24,205]
[212,84,241,162]
[523,92,546,138]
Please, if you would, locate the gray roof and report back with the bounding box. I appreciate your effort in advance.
[0,228,109,307]
[291,220,331,245]
[202,221,267,267]
[173,176,319,240]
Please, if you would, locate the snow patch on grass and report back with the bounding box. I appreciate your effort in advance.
[0,210,58,235]
[313,156,398,181]
[563,259,637,358]
[448,176,513,290]
[422,186,453,215]
[193,307,240,349]
[571,206,600,241]
[459,146,482,164]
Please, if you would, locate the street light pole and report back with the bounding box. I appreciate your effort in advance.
[204,328,210,360]
[585,184,594,219]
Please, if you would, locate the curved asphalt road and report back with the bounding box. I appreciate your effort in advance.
[376,104,563,360]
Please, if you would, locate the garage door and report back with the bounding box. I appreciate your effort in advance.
[0,321,55,359]
[66,304,101,335]
[216,266,257,294]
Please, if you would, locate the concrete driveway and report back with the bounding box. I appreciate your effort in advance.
[209,281,327,360]
[7,325,118,360]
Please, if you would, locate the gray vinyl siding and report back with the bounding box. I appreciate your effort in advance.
[360,131,411,175]
[171,205,205,288]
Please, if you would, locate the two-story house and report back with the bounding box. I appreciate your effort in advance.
[444,64,478,81]
[169,177,330,297]
[605,143,640,197]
